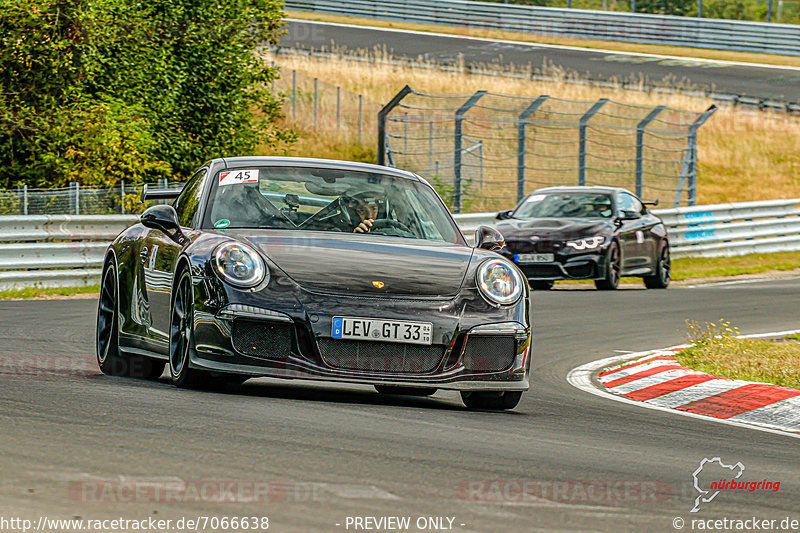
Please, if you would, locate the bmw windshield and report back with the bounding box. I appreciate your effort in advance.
[513,192,614,220]
[201,166,463,244]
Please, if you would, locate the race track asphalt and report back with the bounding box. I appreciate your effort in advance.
[1,277,799,532]
[279,19,800,104]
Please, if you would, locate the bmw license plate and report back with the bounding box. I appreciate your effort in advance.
[514,253,554,264]
[332,317,432,345]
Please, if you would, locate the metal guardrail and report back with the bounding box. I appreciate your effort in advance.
[285,0,800,56]
[2,199,800,289]
[0,215,137,290]
[455,199,800,257]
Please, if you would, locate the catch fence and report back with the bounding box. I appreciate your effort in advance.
[378,86,716,212]
[272,65,382,146]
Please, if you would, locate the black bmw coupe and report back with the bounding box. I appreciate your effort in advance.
[96,157,531,410]
[494,186,670,290]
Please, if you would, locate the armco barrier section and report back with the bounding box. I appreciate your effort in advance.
[0,215,137,290]
[2,199,800,289]
[284,0,800,56]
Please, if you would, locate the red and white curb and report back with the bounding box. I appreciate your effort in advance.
[566,330,800,439]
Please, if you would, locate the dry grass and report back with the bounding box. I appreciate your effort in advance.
[267,51,800,206]
[286,11,800,68]
[676,320,800,388]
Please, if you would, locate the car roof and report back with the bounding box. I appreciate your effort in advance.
[217,156,420,181]
[531,186,629,195]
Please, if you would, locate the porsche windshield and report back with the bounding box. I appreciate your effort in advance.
[202,166,462,244]
[513,192,613,219]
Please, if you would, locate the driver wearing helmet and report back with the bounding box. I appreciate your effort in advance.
[587,197,613,218]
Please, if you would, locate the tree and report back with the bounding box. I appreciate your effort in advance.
[0,0,293,188]
[635,0,695,15]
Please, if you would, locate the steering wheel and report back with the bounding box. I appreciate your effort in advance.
[370,218,414,236]
[298,196,353,230]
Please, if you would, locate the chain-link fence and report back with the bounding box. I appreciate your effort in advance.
[272,64,382,146]
[0,180,183,216]
[378,86,716,212]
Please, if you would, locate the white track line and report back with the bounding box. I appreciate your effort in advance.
[566,330,800,439]
[286,18,800,72]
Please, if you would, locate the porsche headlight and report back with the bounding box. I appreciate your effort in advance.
[476,259,524,306]
[566,236,605,251]
[213,242,267,288]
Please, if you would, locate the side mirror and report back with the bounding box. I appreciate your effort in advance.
[620,210,641,220]
[495,210,513,220]
[475,225,506,252]
[141,204,180,233]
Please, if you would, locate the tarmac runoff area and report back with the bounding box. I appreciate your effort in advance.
[567,331,800,438]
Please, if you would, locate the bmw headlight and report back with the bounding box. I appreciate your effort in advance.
[476,259,524,306]
[213,242,267,288]
[566,236,605,251]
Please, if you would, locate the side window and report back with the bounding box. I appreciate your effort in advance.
[628,194,645,215]
[618,193,637,215]
[174,168,207,228]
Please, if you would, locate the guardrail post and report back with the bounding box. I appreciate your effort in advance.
[578,99,608,186]
[378,85,413,166]
[453,91,486,213]
[517,95,550,203]
[635,105,664,199]
[22,184,28,215]
[697,0,703,17]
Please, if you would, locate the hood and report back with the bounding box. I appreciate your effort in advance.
[225,230,473,297]
[495,217,613,241]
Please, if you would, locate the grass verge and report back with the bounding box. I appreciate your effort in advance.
[0,286,100,301]
[671,252,800,281]
[286,10,800,68]
[675,321,800,388]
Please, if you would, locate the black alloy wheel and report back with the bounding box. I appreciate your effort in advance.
[595,241,621,290]
[169,269,208,388]
[644,244,671,289]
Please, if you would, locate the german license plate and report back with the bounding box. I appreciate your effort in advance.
[332,317,433,345]
[514,253,554,264]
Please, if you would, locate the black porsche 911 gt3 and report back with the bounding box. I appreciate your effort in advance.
[96,157,531,410]
[494,186,670,290]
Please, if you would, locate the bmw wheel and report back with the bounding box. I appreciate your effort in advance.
[644,243,671,289]
[169,269,208,388]
[460,391,523,410]
[595,241,621,291]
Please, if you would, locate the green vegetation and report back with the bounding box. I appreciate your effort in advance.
[671,252,800,280]
[0,285,100,300]
[0,0,293,189]
[676,320,800,388]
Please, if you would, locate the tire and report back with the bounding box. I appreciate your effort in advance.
[594,241,621,291]
[460,391,523,410]
[96,261,127,376]
[374,385,436,396]
[531,280,554,291]
[169,268,209,388]
[643,243,671,289]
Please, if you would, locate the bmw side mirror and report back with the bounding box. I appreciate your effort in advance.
[496,210,513,220]
[620,210,641,220]
[141,204,181,233]
[475,225,505,252]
